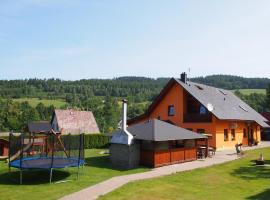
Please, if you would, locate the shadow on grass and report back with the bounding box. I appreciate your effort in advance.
[85,154,149,171]
[246,188,270,200]
[0,169,71,185]
[85,155,134,171]
[231,160,270,180]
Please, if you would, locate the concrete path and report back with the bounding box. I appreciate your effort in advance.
[60,142,270,200]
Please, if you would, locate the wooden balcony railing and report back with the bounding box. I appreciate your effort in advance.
[184,113,212,123]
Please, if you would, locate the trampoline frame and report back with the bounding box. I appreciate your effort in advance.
[8,132,85,184]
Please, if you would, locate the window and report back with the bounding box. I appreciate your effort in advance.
[168,105,175,116]
[239,105,248,112]
[197,129,205,134]
[219,89,227,95]
[224,129,228,141]
[195,85,204,90]
[199,105,207,114]
[231,129,235,141]
[243,128,247,138]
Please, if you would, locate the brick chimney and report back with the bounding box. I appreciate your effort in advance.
[181,72,187,84]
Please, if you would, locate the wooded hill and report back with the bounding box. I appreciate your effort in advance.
[1,75,270,101]
[0,75,270,132]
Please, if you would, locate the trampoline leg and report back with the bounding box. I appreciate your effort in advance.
[77,166,80,180]
[20,170,22,185]
[50,168,53,184]
[82,164,85,173]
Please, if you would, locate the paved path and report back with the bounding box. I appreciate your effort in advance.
[60,142,270,200]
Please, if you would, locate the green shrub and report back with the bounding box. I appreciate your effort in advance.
[83,134,109,149]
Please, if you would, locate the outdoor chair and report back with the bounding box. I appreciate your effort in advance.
[208,147,216,157]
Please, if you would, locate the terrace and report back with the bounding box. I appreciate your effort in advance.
[183,93,212,123]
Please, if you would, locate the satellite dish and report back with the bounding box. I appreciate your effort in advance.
[207,103,214,112]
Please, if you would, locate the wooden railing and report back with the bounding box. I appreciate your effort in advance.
[183,113,212,123]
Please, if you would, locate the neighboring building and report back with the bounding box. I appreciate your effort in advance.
[51,109,100,134]
[0,139,9,157]
[128,73,269,150]
[261,112,270,140]
[110,100,206,169]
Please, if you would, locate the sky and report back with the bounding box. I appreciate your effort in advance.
[0,0,270,80]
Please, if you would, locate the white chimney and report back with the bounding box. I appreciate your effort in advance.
[110,99,133,145]
[122,99,128,131]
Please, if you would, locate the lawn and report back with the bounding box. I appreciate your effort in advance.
[0,149,148,200]
[12,98,67,108]
[233,89,266,95]
[100,147,270,200]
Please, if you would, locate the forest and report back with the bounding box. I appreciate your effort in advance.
[0,75,270,133]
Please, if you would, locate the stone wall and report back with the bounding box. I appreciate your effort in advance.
[110,142,140,169]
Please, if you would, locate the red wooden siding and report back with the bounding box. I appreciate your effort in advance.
[140,147,197,168]
[170,148,185,164]
[184,148,197,161]
[154,150,171,167]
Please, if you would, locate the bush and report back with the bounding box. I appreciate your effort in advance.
[83,134,109,149]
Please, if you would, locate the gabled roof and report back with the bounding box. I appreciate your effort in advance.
[128,78,269,128]
[127,119,206,141]
[53,109,100,134]
[28,121,51,133]
[175,79,269,127]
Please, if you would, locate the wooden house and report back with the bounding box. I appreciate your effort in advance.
[110,100,206,168]
[51,109,100,134]
[0,139,9,157]
[128,73,269,150]
[129,119,206,167]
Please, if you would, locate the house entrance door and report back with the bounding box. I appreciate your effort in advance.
[248,127,254,146]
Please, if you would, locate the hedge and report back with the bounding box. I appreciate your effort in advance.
[1,133,109,149]
[83,134,109,149]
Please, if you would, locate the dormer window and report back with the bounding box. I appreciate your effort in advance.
[168,105,175,116]
[195,85,204,90]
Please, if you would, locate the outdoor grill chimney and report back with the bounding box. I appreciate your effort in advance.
[181,72,187,84]
[122,99,128,131]
[110,99,133,145]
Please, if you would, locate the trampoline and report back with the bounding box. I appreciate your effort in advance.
[10,157,85,169]
[8,130,85,184]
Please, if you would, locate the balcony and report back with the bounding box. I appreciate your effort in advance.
[184,113,212,123]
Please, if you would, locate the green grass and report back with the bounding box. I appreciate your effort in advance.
[100,147,270,200]
[12,98,67,108]
[0,149,148,200]
[233,89,266,95]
